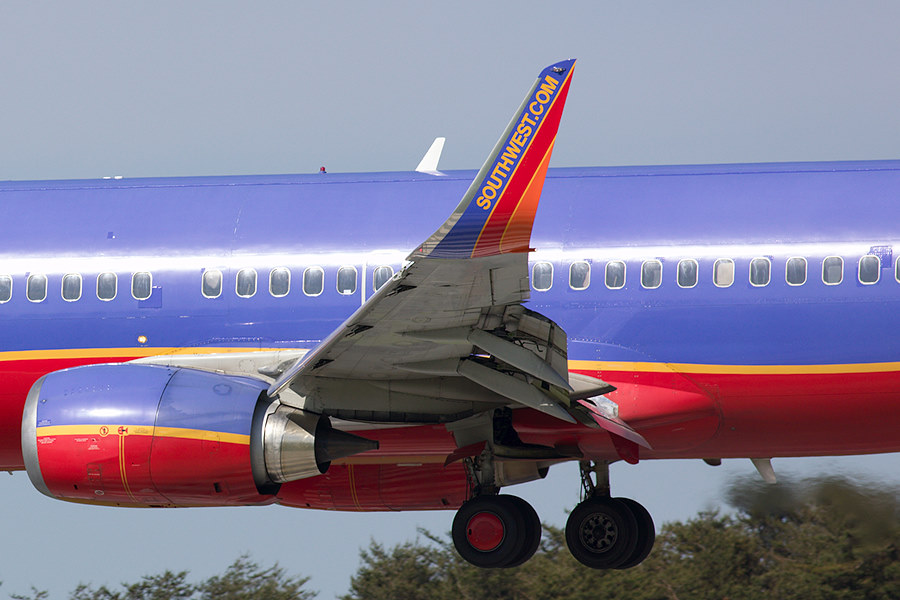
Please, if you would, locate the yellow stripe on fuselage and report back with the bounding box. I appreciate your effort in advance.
[5,347,899,378]
[569,360,900,375]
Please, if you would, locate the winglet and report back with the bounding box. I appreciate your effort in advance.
[411,59,576,259]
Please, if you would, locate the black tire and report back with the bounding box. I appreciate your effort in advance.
[614,497,656,569]
[506,495,542,567]
[565,496,639,569]
[452,495,526,568]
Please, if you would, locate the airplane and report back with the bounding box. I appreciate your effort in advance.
[3,57,900,570]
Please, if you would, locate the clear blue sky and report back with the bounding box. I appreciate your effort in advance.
[2,2,900,598]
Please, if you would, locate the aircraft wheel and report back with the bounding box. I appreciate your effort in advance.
[452,495,525,568]
[614,497,656,569]
[565,497,638,569]
[506,495,542,567]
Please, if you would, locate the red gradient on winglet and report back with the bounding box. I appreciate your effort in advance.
[499,139,556,254]
[471,70,574,257]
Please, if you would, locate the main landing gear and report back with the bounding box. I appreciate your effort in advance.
[452,494,542,568]
[451,459,655,569]
[564,461,655,569]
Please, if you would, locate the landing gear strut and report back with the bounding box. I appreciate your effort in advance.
[450,451,542,568]
[565,461,655,569]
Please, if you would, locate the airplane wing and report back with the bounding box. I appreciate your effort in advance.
[267,60,582,425]
[267,59,646,451]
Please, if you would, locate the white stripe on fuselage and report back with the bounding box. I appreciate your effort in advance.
[0,241,894,276]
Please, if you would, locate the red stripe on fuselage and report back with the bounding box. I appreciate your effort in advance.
[512,368,900,460]
[5,356,900,471]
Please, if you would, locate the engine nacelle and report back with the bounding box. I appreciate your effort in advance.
[21,363,377,507]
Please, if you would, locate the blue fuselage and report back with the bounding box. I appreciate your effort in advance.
[1,160,898,365]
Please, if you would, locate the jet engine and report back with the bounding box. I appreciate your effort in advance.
[20,363,377,507]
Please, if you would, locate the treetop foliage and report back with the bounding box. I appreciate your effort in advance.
[7,555,315,600]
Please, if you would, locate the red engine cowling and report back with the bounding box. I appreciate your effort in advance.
[21,363,377,507]
[276,462,469,511]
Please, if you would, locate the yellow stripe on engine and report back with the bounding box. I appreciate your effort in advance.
[0,346,290,362]
[35,424,250,445]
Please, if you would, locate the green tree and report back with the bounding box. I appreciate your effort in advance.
[61,571,192,600]
[9,587,48,600]
[6,556,314,600]
[196,555,315,600]
[728,477,900,600]
[122,571,194,600]
[68,583,125,600]
[342,539,444,600]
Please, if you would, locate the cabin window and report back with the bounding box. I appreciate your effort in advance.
[569,261,590,290]
[677,259,698,288]
[236,268,257,298]
[605,261,625,289]
[749,257,771,287]
[373,265,394,291]
[269,267,290,297]
[27,274,47,302]
[303,267,324,296]
[786,257,807,286]
[858,255,880,284]
[132,272,152,300]
[97,272,117,301]
[0,275,11,303]
[337,266,357,295]
[641,260,662,289]
[713,259,734,288]
[62,274,82,301]
[822,256,843,285]
[202,269,223,298]
[532,262,553,291]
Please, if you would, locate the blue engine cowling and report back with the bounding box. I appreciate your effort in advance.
[21,363,376,507]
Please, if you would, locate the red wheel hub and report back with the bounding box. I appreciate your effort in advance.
[466,511,505,551]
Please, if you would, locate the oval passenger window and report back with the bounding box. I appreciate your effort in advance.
[97,272,117,301]
[532,262,553,291]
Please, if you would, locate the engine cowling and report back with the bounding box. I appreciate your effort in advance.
[21,363,377,507]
